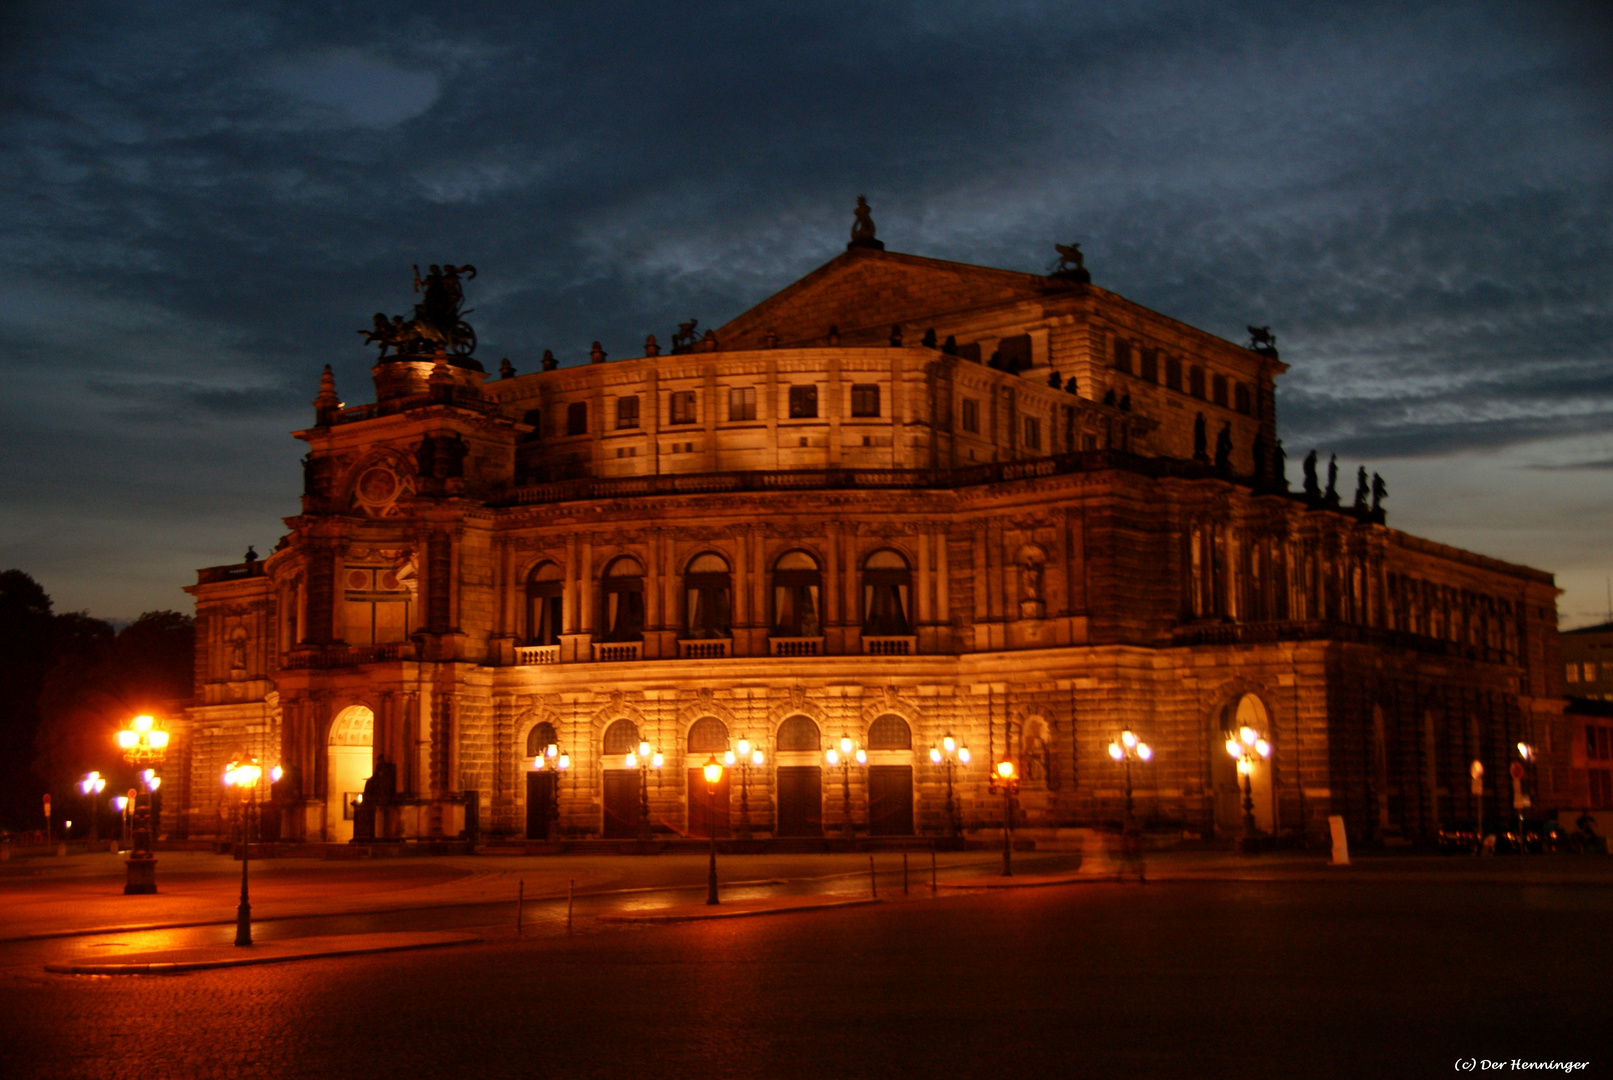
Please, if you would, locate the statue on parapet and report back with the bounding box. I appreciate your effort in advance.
[1353,466,1370,514]
[1302,449,1320,501]
[1215,423,1234,473]
[1274,439,1289,490]
[1050,243,1091,283]
[1247,325,1279,359]
[358,263,478,359]
[848,196,884,250]
[671,319,700,353]
[1371,473,1388,524]
[1324,453,1341,507]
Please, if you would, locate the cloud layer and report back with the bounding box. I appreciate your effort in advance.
[1,0,1609,621]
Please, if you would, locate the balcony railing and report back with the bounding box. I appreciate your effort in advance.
[514,644,561,665]
[862,636,916,656]
[678,639,731,659]
[593,641,643,662]
[769,636,823,657]
[282,643,414,669]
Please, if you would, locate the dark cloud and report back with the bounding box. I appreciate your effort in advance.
[0,0,1609,616]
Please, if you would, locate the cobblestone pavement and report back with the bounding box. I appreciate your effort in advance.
[3,857,1609,1079]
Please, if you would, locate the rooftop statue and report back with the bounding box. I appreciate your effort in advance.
[358,264,478,359]
[1353,466,1370,514]
[1324,453,1341,508]
[1049,242,1091,283]
[848,196,884,250]
[1302,449,1320,500]
[671,319,700,353]
[1371,472,1389,524]
[1247,325,1279,359]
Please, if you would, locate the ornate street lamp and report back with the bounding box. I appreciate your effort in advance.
[1225,725,1272,846]
[991,760,1019,876]
[116,714,170,894]
[703,755,725,904]
[224,757,283,947]
[78,772,107,845]
[112,793,132,850]
[928,735,971,837]
[825,735,867,842]
[533,742,571,842]
[623,740,664,843]
[1106,730,1154,832]
[724,737,765,840]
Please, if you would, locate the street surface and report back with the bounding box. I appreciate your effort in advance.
[1,847,1607,1078]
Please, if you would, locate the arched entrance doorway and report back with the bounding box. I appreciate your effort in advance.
[866,714,914,836]
[601,719,641,839]
[1213,694,1275,837]
[775,716,822,837]
[327,706,374,843]
[686,717,731,838]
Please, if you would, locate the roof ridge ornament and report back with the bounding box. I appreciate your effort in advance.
[359,263,480,366]
[1049,242,1090,283]
[848,196,884,251]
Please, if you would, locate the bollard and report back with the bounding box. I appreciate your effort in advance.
[931,849,937,891]
[903,852,909,895]
[516,879,524,936]
[567,878,574,931]
[1328,815,1350,866]
[869,855,877,898]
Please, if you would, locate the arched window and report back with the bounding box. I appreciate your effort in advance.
[777,715,821,751]
[526,562,563,645]
[867,714,911,750]
[683,553,731,640]
[525,721,558,759]
[772,550,821,637]
[687,717,729,754]
[601,556,645,642]
[862,550,911,635]
[602,719,640,756]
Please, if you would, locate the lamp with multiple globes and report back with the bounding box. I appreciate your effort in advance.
[117,714,170,895]
[533,743,571,842]
[223,757,283,947]
[623,740,664,843]
[703,755,725,904]
[825,735,867,841]
[992,759,1019,876]
[78,772,107,845]
[1224,725,1272,845]
[725,737,765,840]
[1106,730,1153,831]
[928,735,971,838]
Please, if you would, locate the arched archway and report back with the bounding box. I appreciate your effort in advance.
[601,719,641,838]
[686,717,731,837]
[1212,694,1275,836]
[866,714,914,836]
[775,715,822,837]
[327,705,373,843]
[524,720,561,841]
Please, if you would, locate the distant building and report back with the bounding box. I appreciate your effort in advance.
[175,207,1570,849]
[1560,622,1613,831]
[1562,620,1613,702]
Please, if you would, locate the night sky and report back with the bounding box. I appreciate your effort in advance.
[2,2,1609,625]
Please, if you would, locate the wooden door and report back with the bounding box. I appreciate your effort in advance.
[603,770,639,838]
[687,770,732,838]
[776,766,822,837]
[526,771,556,839]
[867,765,913,836]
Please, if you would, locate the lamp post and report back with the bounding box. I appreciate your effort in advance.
[1514,742,1535,850]
[1106,730,1154,832]
[78,772,107,845]
[825,735,867,842]
[1224,725,1272,848]
[928,735,971,838]
[533,742,571,842]
[726,737,765,840]
[224,758,282,946]
[992,760,1019,876]
[703,755,725,904]
[623,740,664,843]
[116,714,170,894]
[113,794,132,850]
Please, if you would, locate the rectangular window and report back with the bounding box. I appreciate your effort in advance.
[1165,357,1182,391]
[670,391,697,425]
[1189,366,1206,399]
[616,395,639,429]
[1568,663,1581,683]
[789,384,818,418]
[1234,382,1252,415]
[1023,416,1040,450]
[1589,725,1612,760]
[1212,374,1228,406]
[566,401,587,436]
[961,398,980,433]
[1113,339,1132,374]
[1590,768,1612,810]
[1140,349,1158,382]
[851,384,880,417]
[728,386,756,421]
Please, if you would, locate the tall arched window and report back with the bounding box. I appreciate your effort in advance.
[687,717,729,754]
[862,550,911,635]
[772,550,821,637]
[526,562,563,645]
[683,553,732,639]
[867,714,912,750]
[602,719,640,756]
[525,721,558,759]
[601,556,645,642]
[777,715,821,751]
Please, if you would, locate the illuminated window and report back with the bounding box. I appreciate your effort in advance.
[772,550,821,637]
[789,385,818,418]
[863,549,911,635]
[683,553,731,640]
[729,386,756,421]
[601,557,645,642]
[525,562,563,646]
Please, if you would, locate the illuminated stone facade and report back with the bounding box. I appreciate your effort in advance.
[178,236,1569,847]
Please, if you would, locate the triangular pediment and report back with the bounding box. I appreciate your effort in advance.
[716,247,1056,350]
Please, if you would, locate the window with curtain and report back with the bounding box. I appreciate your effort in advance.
[771,550,821,637]
[616,396,639,428]
[862,549,911,635]
[601,556,646,642]
[683,553,731,639]
[850,384,880,417]
[788,385,818,418]
[525,562,563,645]
[670,391,697,425]
[729,386,756,421]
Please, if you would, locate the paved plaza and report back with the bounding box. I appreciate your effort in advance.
[2,846,1608,1078]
